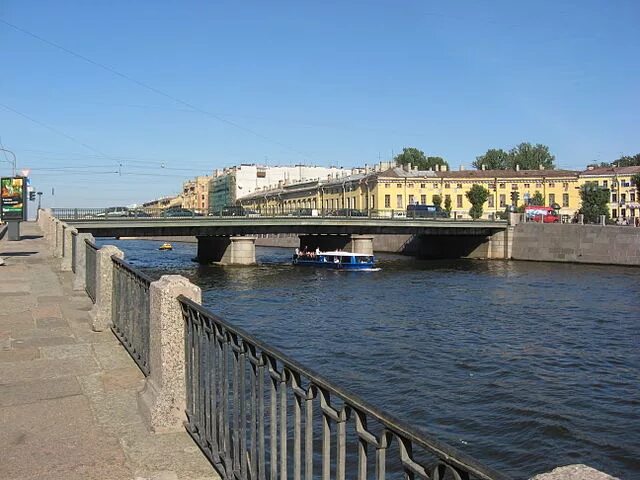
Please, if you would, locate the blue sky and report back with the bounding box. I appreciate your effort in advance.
[0,1,638,207]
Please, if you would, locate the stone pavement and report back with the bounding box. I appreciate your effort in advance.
[0,222,217,480]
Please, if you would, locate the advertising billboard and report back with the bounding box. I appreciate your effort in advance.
[1,176,27,221]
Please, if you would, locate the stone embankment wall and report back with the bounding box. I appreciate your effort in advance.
[512,223,640,266]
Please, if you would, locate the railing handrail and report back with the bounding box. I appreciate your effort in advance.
[178,295,510,480]
[85,238,99,251]
[110,255,154,285]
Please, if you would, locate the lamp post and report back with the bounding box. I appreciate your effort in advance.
[0,147,17,176]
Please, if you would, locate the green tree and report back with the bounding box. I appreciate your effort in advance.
[432,194,442,208]
[394,147,449,171]
[507,142,555,170]
[443,195,452,217]
[632,173,640,197]
[472,149,510,170]
[530,191,544,206]
[613,153,640,167]
[579,182,610,223]
[465,184,490,220]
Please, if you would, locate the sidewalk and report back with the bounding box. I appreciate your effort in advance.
[0,222,215,480]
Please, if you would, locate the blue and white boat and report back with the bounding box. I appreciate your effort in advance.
[293,250,379,271]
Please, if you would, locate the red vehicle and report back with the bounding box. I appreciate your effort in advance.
[524,206,560,223]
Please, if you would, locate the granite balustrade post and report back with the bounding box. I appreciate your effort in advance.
[73,233,95,291]
[88,245,124,332]
[61,226,75,271]
[138,275,201,432]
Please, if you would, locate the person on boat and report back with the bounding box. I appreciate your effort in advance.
[315,247,320,256]
[295,247,299,257]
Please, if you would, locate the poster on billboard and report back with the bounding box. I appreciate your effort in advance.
[1,177,27,221]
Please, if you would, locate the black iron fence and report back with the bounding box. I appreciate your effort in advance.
[85,239,98,303]
[179,297,509,480]
[71,231,78,273]
[52,206,502,222]
[111,256,152,376]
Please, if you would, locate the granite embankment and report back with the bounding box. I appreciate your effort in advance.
[0,222,216,480]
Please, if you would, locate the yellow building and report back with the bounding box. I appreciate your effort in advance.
[182,176,211,213]
[240,165,585,220]
[579,166,640,221]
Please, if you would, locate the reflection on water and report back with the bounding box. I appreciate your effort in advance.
[99,239,640,479]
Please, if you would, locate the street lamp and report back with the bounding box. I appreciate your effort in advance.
[0,147,17,176]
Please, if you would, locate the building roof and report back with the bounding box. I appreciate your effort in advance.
[580,165,640,176]
[433,169,580,180]
[376,167,439,179]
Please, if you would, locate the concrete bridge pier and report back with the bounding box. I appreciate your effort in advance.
[196,235,256,265]
[298,234,374,254]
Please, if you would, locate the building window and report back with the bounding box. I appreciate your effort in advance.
[456,183,462,189]
[433,183,438,188]
[562,193,569,207]
[631,192,636,202]
[456,195,463,208]
[385,183,390,188]
[499,194,506,207]
[397,184,402,188]
[488,196,495,208]
[621,193,626,204]
[396,195,403,208]
[408,194,415,205]
[612,208,618,218]
[421,194,426,204]
[420,183,426,188]
[444,183,450,189]
[549,182,555,188]
[603,180,608,188]
[563,182,569,189]
[371,195,375,209]
[499,183,505,189]
[536,183,542,188]
[511,184,517,190]
[524,183,530,189]
[384,195,390,208]
[408,183,414,188]
[445,194,451,206]
[612,193,617,202]
[549,193,555,205]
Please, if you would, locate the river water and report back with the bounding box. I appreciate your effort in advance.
[101,239,640,479]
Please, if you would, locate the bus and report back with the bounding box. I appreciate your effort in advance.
[524,206,560,223]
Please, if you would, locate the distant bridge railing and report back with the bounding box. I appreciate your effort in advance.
[111,256,152,376]
[85,239,98,303]
[53,207,506,222]
[179,296,509,480]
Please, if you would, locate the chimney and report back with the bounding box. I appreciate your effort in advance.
[278,180,283,188]
[587,165,594,171]
[459,165,465,171]
[516,164,520,172]
[539,164,545,170]
[441,165,447,172]
[482,164,486,171]
[406,162,412,172]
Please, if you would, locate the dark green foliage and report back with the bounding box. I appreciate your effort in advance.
[466,184,490,220]
[579,182,610,223]
[443,195,452,216]
[432,194,442,207]
[587,153,640,168]
[394,147,449,171]
[530,191,544,206]
[632,173,640,196]
[473,143,556,170]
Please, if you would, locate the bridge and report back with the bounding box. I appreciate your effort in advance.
[52,209,511,264]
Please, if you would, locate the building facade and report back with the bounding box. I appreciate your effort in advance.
[579,166,639,221]
[208,164,358,212]
[182,176,211,213]
[239,165,585,220]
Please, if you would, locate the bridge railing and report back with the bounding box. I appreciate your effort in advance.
[85,239,99,303]
[53,206,506,222]
[111,256,152,376]
[179,296,509,480]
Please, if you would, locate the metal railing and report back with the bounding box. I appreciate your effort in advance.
[180,297,509,480]
[52,207,506,223]
[71,231,78,273]
[85,239,98,303]
[111,256,152,376]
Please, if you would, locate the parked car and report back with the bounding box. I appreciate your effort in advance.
[406,204,448,219]
[220,206,246,216]
[127,209,151,217]
[329,209,367,217]
[163,208,196,217]
[287,208,318,217]
[96,206,129,217]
